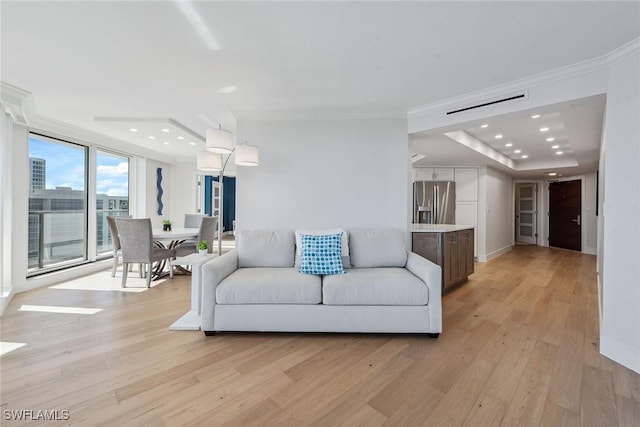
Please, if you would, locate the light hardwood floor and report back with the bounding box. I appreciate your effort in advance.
[1,246,639,426]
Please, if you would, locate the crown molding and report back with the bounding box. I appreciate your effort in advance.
[607,37,640,66]
[408,55,609,118]
[0,82,31,105]
[0,81,35,125]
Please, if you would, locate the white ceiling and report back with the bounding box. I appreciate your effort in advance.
[1,1,639,168]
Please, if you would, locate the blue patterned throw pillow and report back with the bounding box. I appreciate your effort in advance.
[300,233,345,275]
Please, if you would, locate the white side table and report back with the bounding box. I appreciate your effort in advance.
[169,253,217,330]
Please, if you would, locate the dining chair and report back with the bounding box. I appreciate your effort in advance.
[184,213,205,228]
[106,215,131,277]
[117,218,175,288]
[175,216,218,257]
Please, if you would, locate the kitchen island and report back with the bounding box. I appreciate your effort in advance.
[411,224,475,293]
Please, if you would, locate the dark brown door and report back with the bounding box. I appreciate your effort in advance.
[549,180,581,251]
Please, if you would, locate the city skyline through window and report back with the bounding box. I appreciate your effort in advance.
[28,135,87,271]
[28,134,131,273]
[96,151,129,255]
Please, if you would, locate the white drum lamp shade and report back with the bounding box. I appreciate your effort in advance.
[235,144,259,166]
[206,128,234,153]
[196,150,222,171]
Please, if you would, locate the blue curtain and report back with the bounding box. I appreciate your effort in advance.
[204,176,236,232]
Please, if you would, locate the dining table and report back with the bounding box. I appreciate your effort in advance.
[151,227,199,279]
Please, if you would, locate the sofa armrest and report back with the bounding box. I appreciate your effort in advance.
[201,249,238,331]
[406,251,442,332]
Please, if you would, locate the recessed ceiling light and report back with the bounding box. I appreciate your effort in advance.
[548,172,558,176]
[521,155,528,159]
[148,136,155,140]
[161,128,170,133]
[505,143,513,147]
[514,149,522,154]
[540,127,549,132]
[177,136,185,140]
[163,142,170,145]
[189,142,196,146]
[480,124,489,128]
[551,145,560,149]
[495,134,503,139]
[531,114,541,119]
[556,151,564,155]
[546,137,555,142]
[129,128,138,132]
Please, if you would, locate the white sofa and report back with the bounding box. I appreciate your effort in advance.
[201,228,442,337]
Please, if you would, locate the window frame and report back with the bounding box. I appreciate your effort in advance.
[26,131,132,277]
[95,148,130,260]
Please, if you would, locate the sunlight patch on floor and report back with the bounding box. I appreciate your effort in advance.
[19,305,103,315]
[0,342,26,356]
[48,270,173,292]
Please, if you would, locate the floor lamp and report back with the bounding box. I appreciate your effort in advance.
[198,126,259,255]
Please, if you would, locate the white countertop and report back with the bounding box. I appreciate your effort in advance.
[410,224,475,233]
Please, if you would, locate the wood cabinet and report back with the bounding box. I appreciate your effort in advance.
[412,229,474,293]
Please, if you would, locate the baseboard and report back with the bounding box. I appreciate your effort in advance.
[477,245,513,262]
[0,289,15,316]
[18,259,112,294]
[583,246,597,255]
[600,335,640,374]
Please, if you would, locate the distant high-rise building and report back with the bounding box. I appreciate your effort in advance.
[30,157,46,192]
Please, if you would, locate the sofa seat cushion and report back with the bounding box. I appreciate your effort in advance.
[216,268,322,304]
[322,268,428,306]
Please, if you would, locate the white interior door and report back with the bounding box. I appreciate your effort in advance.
[212,181,221,231]
[516,184,537,244]
[195,176,221,218]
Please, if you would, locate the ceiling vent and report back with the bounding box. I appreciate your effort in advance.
[446,91,528,116]
[411,153,426,163]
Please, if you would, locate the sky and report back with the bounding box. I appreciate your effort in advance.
[29,136,129,197]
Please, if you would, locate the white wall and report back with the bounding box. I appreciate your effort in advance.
[10,124,30,293]
[481,167,513,261]
[599,50,640,373]
[583,172,598,254]
[170,160,199,227]
[235,118,409,231]
[1,111,15,312]
[144,158,173,228]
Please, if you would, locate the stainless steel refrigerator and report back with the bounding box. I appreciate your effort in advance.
[413,181,456,224]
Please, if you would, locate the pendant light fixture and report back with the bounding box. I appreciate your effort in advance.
[198,125,260,255]
[206,125,234,153]
[235,142,259,166]
[196,150,222,171]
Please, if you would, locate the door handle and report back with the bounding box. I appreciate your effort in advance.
[571,215,581,226]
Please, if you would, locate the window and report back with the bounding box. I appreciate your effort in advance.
[28,134,87,272]
[27,134,131,275]
[96,151,130,256]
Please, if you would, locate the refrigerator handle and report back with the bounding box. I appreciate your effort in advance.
[433,184,438,224]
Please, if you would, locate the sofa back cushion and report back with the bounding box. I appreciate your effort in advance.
[236,230,295,268]
[348,228,407,268]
